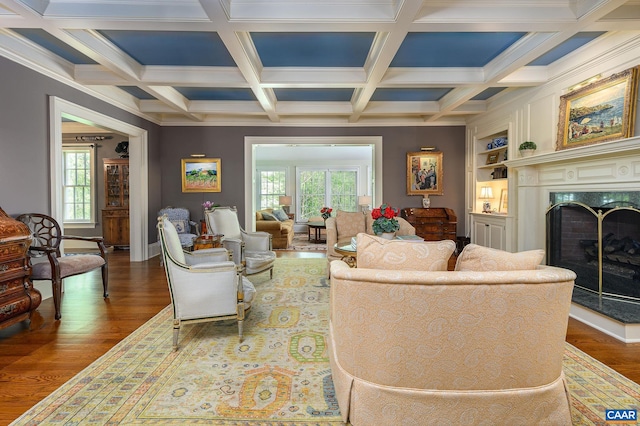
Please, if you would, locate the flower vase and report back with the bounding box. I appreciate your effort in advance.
[380,232,395,240]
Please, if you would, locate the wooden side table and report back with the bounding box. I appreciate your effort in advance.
[307,221,326,243]
[193,234,223,251]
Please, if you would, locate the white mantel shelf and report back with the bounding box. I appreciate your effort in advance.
[504,135,640,169]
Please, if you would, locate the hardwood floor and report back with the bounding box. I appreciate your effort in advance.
[0,249,638,424]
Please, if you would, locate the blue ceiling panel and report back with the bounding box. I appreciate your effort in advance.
[11,28,97,64]
[274,88,354,102]
[98,30,236,66]
[251,32,375,67]
[391,32,526,67]
[471,87,507,101]
[371,88,452,102]
[528,32,606,66]
[175,87,256,101]
[118,86,156,100]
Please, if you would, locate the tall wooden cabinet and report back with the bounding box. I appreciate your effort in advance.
[102,158,129,248]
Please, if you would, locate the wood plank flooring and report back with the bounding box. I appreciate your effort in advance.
[0,250,639,424]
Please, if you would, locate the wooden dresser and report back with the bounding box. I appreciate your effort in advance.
[401,207,458,270]
[0,207,42,329]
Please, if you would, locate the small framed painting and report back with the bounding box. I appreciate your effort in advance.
[557,67,638,150]
[181,158,221,192]
[486,153,499,165]
[407,151,443,196]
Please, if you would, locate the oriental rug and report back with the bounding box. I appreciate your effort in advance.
[275,233,327,251]
[11,258,640,425]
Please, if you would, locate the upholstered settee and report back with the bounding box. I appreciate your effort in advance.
[325,210,415,261]
[255,208,294,249]
[329,237,576,426]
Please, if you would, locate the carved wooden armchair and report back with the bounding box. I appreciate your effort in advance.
[17,213,108,320]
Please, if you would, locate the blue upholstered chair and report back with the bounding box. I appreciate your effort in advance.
[157,207,200,251]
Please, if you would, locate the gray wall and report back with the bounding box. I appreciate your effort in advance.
[160,126,467,236]
[0,56,162,239]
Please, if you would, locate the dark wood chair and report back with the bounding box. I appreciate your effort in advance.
[16,213,108,320]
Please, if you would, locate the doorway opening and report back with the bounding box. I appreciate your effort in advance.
[49,96,149,261]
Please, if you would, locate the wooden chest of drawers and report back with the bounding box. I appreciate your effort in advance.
[0,207,42,329]
[401,208,457,242]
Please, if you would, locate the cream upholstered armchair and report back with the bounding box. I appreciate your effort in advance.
[325,210,415,261]
[329,237,576,425]
[204,206,276,278]
[158,215,255,349]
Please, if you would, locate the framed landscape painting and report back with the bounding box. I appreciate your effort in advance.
[557,67,638,150]
[181,158,221,193]
[407,151,443,196]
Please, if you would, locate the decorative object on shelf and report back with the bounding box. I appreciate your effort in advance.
[557,66,638,151]
[320,207,332,221]
[407,151,444,196]
[115,141,129,158]
[480,186,494,213]
[358,195,372,212]
[279,195,292,214]
[486,152,499,164]
[518,141,537,157]
[371,203,400,236]
[422,196,431,208]
[491,166,507,179]
[181,158,221,193]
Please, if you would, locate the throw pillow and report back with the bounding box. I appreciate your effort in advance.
[272,209,289,221]
[356,233,455,271]
[454,243,545,271]
[261,212,280,221]
[335,210,366,237]
[170,219,188,234]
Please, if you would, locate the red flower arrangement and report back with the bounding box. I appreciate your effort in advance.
[320,207,333,220]
[371,203,400,234]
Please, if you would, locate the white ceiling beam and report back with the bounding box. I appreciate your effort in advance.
[349,0,425,122]
[261,67,367,86]
[276,101,353,115]
[198,0,280,122]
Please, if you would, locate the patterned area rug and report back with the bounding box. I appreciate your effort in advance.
[11,258,640,425]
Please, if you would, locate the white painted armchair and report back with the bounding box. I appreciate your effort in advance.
[205,206,276,278]
[157,215,255,349]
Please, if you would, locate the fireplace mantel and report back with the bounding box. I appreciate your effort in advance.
[504,135,640,169]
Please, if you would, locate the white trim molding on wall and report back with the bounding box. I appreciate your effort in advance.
[49,96,150,261]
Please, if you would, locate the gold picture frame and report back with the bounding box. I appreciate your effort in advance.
[499,189,508,213]
[407,151,443,196]
[181,158,221,193]
[557,67,638,150]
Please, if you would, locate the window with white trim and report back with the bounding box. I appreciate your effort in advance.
[62,144,96,225]
[296,168,358,221]
[257,168,287,209]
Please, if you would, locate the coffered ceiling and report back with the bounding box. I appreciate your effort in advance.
[0,0,638,126]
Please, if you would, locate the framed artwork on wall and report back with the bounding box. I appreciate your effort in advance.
[557,66,638,150]
[406,151,444,196]
[181,158,221,192]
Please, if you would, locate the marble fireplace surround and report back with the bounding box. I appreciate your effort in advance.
[506,135,640,343]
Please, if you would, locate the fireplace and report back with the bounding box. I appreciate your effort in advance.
[546,192,640,303]
[506,136,640,342]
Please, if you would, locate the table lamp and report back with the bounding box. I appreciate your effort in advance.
[358,195,372,212]
[480,186,493,213]
[279,195,292,214]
